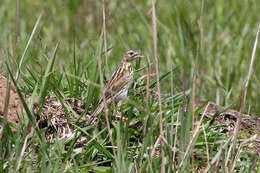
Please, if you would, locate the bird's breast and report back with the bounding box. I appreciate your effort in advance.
[114,88,128,101]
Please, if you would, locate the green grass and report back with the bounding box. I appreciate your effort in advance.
[1,0,260,172]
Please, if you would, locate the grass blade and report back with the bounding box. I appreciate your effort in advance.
[15,14,42,81]
[38,42,59,106]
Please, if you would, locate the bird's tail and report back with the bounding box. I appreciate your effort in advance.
[92,104,104,117]
[86,104,104,126]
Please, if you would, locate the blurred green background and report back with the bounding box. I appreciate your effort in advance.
[1,0,260,115]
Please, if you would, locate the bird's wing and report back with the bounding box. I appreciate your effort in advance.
[99,63,133,104]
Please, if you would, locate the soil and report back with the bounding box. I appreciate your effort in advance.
[0,75,21,125]
[33,97,89,142]
[196,101,260,155]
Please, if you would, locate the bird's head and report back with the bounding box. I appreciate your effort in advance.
[123,50,144,62]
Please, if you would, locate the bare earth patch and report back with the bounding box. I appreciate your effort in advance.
[196,101,260,155]
[0,75,21,125]
[34,97,90,143]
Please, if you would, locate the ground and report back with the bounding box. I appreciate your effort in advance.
[1,74,260,156]
[0,75,21,125]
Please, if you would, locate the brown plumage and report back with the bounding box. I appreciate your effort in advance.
[87,50,144,125]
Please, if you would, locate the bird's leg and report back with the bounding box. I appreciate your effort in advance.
[115,100,128,123]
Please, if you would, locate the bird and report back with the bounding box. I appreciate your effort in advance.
[87,50,144,125]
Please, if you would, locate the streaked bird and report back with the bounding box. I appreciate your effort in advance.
[87,50,144,125]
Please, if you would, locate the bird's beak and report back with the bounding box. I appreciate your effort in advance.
[136,55,145,58]
[133,52,145,59]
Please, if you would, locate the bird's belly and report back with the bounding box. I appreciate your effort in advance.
[114,89,128,101]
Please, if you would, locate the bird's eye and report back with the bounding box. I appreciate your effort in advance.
[129,52,134,56]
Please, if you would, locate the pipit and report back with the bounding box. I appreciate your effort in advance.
[87,50,144,125]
